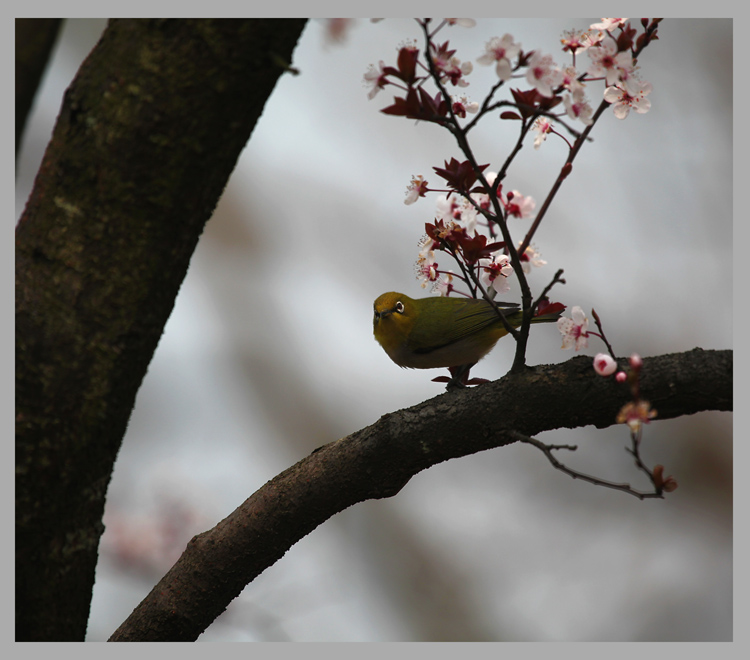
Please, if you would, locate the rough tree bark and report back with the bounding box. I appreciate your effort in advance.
[16,18,308,641]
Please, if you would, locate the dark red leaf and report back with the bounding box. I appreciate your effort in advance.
[396,45,420,84]
[535,300,566,317]
[433,158,490,193]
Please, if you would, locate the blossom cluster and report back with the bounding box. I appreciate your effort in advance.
[364,18,658,127]
[409,165,544,297]
[364,18,658,309]
[366,19,659,349]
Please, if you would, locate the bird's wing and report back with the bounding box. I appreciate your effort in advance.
[409,299,519,354]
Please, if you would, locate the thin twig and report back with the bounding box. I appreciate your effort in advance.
[531,268,566,315]
[511,431,665,500]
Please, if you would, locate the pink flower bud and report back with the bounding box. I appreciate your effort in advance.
[593,353,617,376]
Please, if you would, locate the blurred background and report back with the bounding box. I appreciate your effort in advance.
[16,18,732,641]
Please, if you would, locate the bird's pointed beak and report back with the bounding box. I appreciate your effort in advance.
[374,307,393,322]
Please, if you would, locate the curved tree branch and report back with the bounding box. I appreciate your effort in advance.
[109,347,732,641]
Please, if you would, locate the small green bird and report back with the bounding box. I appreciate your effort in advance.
[373,292,562,370]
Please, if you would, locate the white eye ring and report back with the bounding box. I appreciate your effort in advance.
[395,301,405,313]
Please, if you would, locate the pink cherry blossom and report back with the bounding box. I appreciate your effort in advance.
[558,306,589,350]
[477,34,520,81]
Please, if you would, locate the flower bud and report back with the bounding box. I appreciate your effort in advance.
[593,353,617,376]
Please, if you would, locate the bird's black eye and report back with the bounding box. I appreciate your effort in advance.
[395,301,405,314]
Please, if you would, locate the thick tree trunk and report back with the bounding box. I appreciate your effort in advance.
[15,18,307,641]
